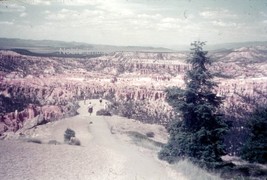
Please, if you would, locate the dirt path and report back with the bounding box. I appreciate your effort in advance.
[80,99,184,179]
[0,99,186,180]
[85,100,183,179]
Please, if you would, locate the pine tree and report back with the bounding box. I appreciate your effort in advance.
[159,41,229,166]
[240,107,267,164]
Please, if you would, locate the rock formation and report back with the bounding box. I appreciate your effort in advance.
[0,48,266,140]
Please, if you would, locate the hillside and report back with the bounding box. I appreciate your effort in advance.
[0,100,220,180]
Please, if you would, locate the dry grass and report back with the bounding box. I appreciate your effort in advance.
[126,131,221,179]
[126,131,164,150]
[173,159,221,180]
[26,138,42,144]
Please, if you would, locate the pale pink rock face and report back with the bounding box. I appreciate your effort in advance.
[0,123,7,134]
[41,105,63,121]
[0,49,266,134]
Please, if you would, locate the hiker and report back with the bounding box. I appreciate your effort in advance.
[104,102,109,110]
[99,98,102,104]
[88,102,93,115]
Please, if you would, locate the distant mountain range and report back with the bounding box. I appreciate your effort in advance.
[206,41,267,51]
[0,37,267,55]
[0,38,173,54]
[167,41,267,51]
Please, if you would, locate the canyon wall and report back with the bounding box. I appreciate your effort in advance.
[0,48,266,147]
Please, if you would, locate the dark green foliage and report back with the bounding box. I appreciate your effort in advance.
[120,101,135,118]
[0,93,39,114]
[127,131,164,148]
[26,138,42,144]
[146,131,155,138]
[159,41,228,165]
[110,100,135,119]
[64,128,75,143]
[240,107,267,164]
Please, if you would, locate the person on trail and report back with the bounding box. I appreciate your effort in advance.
[88,102,93,115]
[104,102,109,110]
[99,98,102,104]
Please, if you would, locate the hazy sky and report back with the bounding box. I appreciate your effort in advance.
[0,0,267,47]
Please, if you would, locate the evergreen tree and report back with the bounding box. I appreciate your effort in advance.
[159,41,229,166]
[240,107,267,164]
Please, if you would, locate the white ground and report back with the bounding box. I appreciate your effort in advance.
[0,100,219,180]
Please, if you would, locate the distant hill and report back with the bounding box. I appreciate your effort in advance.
[0,38,173,54]
[167,41,267,51]
[1,38,267,57]
[206,41,267,51]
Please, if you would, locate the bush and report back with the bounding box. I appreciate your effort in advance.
[240,107,267,164]
[118,101,134,118]
[26,138,42,144]
[69,137,81,146]
[109,99,173,125]
[127,131,164,150]
[64,128,75,143]
[146,131,155,138]
[158,143,181,164]
[96,109,112,116]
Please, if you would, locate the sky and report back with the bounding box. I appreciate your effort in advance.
[0,0,267,48]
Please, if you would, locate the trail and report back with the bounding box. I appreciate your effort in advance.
[78,99,183,179]
[0,99,186,180]
[84,100,180,179]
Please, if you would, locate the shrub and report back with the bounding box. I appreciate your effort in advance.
[96,109,112,116]
[127,131,147,139]
[26,138,42,144]
[118,101,134,118]
[146,131,155,138]
[64,128,75,143]
[240,107,267,164]
[69,137,81,146]
[127,131,164,150]
[158,143,181,164]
